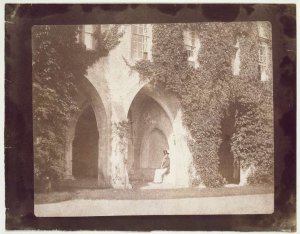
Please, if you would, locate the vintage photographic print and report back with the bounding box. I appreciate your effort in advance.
[32,21,275,217]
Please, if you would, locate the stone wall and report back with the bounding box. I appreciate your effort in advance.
[65,24,194,188]
[64,23,271,188]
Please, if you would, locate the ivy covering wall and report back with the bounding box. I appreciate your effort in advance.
[33,25,122,185]
[134,23,273,187]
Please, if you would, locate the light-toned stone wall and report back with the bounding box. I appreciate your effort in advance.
[66,24,194,188]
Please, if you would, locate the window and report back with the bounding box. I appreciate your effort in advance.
[258,41,267,74]
[82,25,95,50]
[232,40,240,76]
[258,22,271,40]
[184,31,196,58]
[131,25,149,60]
[258,40,270,81]
[101,24,109,32]
[257,22,271,81]
[183,30,198,68]
[258,42,267,69]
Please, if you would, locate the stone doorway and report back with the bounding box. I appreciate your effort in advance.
[72,106,99,179]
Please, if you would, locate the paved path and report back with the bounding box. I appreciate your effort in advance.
[35,193,274,216]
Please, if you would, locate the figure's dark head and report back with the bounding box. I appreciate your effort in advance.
[163,150,170,155]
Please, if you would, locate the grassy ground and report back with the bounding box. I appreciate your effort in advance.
[35,184,274,204]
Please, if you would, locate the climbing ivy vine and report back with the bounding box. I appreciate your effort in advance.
[133,22,273,187]
[33,25,122,185]
[113,120,130,155]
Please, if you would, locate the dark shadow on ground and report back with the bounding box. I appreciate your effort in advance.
[35,184,274,204]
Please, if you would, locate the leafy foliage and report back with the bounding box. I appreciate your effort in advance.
[113,120,130,155]
[133,23,273,187]
[33,25,122,185]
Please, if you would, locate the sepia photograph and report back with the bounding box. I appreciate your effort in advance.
[32,22,274,216]
[5,2,297,231]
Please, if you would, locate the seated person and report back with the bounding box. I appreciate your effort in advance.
[153,150,170,184]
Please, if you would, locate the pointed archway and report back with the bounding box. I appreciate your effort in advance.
[126,83,192,188]
[127,86,173,183]
[218,103,240,184]
[64,77,109,188]
[72,106,99,179]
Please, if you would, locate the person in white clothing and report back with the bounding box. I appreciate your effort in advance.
[153,150,170,184]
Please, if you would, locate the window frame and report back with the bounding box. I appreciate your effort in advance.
[258,36,271,81]
[184,31,196,58]
[82,25,96,50]
[258,39,269,72]
[131,24,150,60]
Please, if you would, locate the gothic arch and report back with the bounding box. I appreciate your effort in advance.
[72,105,99,179]
[126,83,179,124]
[126,83,176,182]
[65,77,110,186]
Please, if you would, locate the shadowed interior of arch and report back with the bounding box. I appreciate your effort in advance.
[72,105,99,179]
[127,90,172,185]
[141,128,169,169]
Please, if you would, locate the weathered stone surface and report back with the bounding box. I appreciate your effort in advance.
[64,25,194,188]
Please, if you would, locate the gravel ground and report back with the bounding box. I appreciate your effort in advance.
[35,193,274,216]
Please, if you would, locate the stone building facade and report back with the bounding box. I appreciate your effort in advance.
[64,23,272,189]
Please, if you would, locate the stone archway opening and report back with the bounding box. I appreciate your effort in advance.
[72,105,99,179]
[127,89,173,185]
[218,102,240,184]
[64,77,109,188]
